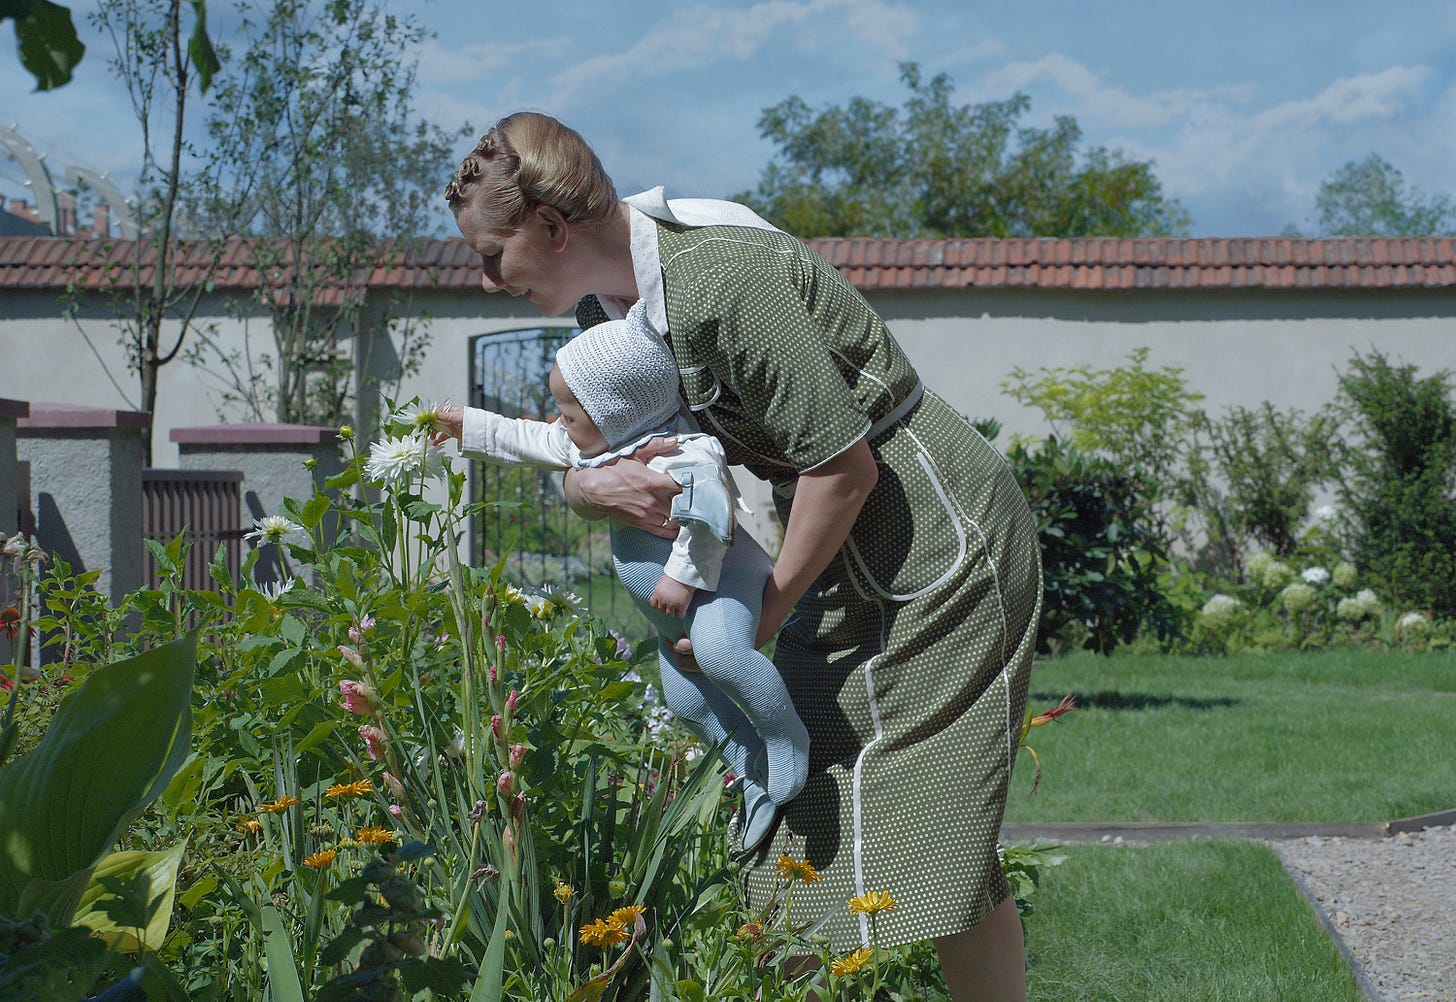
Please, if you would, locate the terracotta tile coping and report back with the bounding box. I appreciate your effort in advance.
[171,423,340,446]
[18,403,150,429]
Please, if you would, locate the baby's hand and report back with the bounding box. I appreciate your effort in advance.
[650,576,697,617]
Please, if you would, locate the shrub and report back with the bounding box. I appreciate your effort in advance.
[1179,403,1339,576]
[1334,350,1456,617]
[1006,435,1186,654]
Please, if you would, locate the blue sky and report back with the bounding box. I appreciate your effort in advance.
[5,0,1455,237]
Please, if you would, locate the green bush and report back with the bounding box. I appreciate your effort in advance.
[1334,350,1456,618]
[1006,435,1185,654]
[1179,403,1339,576]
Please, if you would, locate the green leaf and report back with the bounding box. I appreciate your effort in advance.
[71,843,187,952]
[0,634,196,921]
[262,903,306,1002]
[7,0,85,91]
[301,493,331,529]
[186,0,220,93]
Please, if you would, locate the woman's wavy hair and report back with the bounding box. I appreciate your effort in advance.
[444,112,618,231]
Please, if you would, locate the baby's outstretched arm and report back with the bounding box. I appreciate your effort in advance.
[650,575,697,617]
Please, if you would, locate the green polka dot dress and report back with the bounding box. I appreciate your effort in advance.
[581,220,1043,952]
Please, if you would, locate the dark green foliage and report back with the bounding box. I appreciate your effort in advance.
[737,62,1189,239]
[1335,350,1456,616]
[1007,436,1185,654]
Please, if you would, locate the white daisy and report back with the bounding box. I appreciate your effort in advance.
[258,578,296,602]
[365,433,449,486]
[245,515,305,544]
[393,399,451,434]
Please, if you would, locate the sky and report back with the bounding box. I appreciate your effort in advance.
[4,0,1455,239]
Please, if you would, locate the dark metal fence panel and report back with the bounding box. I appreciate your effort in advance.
[142,469,245,591]
[470,327,636,630]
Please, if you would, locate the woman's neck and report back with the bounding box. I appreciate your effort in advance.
[573,203,638,302]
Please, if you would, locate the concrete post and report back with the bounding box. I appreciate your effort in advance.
[0,399,26,665]
[171,424,344,585]
[0,398,24,537]
[16,404,149,606]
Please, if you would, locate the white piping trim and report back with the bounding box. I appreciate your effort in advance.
[841,555,888,948]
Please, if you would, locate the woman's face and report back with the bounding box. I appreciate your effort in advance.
[455,205,580,317]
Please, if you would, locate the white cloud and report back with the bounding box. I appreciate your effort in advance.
[414,36,564,86]
[970,52,1258,129]
[542,0,917,104]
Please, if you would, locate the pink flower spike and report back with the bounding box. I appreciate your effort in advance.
[488,663,498,686]
[505,689,518,714]
[497,772,514,798]
[339,679,377,716]
[490,714,505,745]
[509,742,526,769]
[359,724,388,761]
[389,804,403,818]
[496,634,507,652]
[511,792,525,821]
[337,645,363,669]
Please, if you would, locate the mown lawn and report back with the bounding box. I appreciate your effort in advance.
[1023,839,1365,1002]
[1004,649,1456,823]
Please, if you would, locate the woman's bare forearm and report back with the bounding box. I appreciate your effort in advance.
[756,438,878,647]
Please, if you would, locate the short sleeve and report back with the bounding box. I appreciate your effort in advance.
[676,257,870,472]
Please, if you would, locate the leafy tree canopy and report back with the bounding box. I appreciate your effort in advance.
[1305,154,1455,237]
[735,62,1190,239]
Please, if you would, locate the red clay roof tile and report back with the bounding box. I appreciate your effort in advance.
[4,235,1456,294]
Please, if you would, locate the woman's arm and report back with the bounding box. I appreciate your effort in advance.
[755,437,878,648]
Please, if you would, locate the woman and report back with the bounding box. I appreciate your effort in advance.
[442,112,1042,1000]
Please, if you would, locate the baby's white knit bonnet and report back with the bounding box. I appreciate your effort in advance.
[555,300,680,449]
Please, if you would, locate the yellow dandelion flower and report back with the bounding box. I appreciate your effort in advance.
[355,826,398,845]
[830,948,874,976]
[608,904,645,928]
[552,879,576,904]
[578,918,629,948]
[847,890,898,915]
[775,854,822,884]
[236,819,264,835]
[326,778,375,799]
[303,849,336,870]
[258,795,300,814]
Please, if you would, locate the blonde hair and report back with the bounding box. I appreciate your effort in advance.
[444,112,618,230]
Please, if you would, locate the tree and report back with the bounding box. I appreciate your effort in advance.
[1309,154,1455,236]
[736,62,1190,239]
[185,0,462,427]
[72,0,223,465]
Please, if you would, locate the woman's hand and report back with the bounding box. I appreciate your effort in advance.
[432,404,465,447]
[564,438,682,539]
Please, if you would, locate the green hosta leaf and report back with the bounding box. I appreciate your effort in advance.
[7,0,85,91]
[71,843,187,952]
[0,634,196,921]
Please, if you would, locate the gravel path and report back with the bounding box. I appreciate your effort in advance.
[1272,824,1456,1002]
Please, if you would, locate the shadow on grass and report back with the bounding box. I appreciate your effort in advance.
[1032,689,1241,712]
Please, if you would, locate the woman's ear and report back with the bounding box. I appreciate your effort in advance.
[535,204,570,252]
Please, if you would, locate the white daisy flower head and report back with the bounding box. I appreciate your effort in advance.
[365,433,449,486]
[393,399,452,435]
[245,515,305,544]
[258,577,296,602]
[1301,566,1331,585]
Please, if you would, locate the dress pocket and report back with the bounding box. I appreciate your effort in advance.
[843,431,969,602]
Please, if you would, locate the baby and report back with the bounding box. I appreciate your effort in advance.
[443,302,807,851]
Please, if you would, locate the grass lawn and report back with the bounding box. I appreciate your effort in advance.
[1023,839,1365,1001]
[1004,649,1456,823]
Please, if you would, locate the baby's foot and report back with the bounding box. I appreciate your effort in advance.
[739,778,779,854]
